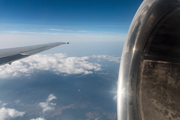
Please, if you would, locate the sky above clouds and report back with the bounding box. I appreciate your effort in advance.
[0,0,142,48]
[0,0,142,25]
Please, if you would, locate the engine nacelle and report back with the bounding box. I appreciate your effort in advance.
[118,0,180,120]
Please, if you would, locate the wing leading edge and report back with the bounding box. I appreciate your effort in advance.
[0,42,69,66]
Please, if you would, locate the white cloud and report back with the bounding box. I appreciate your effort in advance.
[46,94,57,103]
[0,53,102,79]
[48,29,72,32]
[1,103,7,107]
[0,101,25,120]
[95,117,100,120]
[48,29,64,31]
[30,117,45,120]
[0,54,120,79]
[77,30,88,32]
[0,101,7,107]
[93,55,120,63]
[38,94,57,113]
[0,107,25,120]
[14,99,20,104]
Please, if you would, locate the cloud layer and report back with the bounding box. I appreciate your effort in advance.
[0,53,120,79]
[0,53,101,79]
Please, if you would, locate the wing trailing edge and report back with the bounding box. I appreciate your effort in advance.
[0,42,68,66]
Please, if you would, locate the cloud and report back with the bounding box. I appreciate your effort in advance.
[77,30,88,32]
[46,94,57,103]
[14,99,20,104]
[0,101,7,107]
[30,117,45,120]
[93,55,120,63]
[1,30,124,42]
[48,29,64,31]
[0,54,120,79]
[0,36,124,49]
[38,94,57,113]
[48,29,72,32]
[0,53,102,79]
[0,101,25,120]
[48,29,89,33]
[95,117,100,120]
[2,103,7,107]
[0,107,25,120]
[3,30,110,35]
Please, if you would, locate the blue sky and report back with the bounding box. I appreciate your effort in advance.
[0,0,143,55]
[0,0,142,24]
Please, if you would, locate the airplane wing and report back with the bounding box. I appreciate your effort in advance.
[0,42,69,66]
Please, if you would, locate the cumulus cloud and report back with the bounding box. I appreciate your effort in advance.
[0,53,120,79]
[0,53,102,79]
[0,101,25,120]
[0,107,25,120]
[38,94,57,113]
[30,117,45,120]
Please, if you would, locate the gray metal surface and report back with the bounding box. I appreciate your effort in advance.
[0,42,68,66]
[137,60,180,120]
[117,0,180,120]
